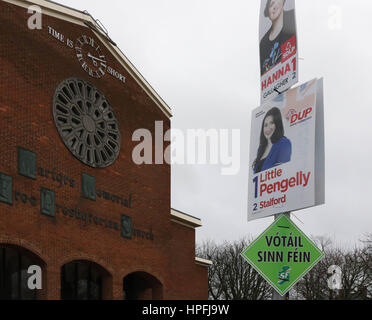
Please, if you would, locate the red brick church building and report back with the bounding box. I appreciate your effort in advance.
[0,0,210,300]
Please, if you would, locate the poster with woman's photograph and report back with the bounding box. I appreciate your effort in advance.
[260,0,298,103]
[248,78,325,221]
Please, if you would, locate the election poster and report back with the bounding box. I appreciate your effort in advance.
[248,78,325,221]
[260,0,298,103]
[241,214,324,296]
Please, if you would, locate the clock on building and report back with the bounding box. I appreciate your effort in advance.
[75,35,107,78]
[53,78,121,168]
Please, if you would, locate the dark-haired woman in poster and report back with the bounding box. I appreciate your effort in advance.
[253,107,292,174]
[260,0,296,75]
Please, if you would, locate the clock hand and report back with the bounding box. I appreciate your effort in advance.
[87,53,107,64]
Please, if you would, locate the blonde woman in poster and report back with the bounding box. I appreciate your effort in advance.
[260,0,296,75]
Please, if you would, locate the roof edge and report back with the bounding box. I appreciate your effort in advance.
[195,257,213,267]
[171,209,202,229]
[3,0,172,118]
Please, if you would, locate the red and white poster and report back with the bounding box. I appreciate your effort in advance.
[260,0,298,103]
[248,78,325,221]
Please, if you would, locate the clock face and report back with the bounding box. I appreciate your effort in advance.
[75,35,107,78]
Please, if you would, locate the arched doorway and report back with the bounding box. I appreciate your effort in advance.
[0,245,45,300]
[61,260,111,300]
[123,272,163,300]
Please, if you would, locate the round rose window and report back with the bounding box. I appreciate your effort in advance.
[53,78,121,168]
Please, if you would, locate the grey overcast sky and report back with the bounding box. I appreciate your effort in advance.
[56,0,372,247]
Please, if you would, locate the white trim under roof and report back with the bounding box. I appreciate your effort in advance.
[2,0,172,118]
[170,209,202,229]
[195,257,212,267]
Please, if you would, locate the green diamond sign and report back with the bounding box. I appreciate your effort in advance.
[241,214,325,296]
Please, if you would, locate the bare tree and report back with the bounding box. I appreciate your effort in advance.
[293,236,372,300]
[196,238,272,300]
[359,233,372,299]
